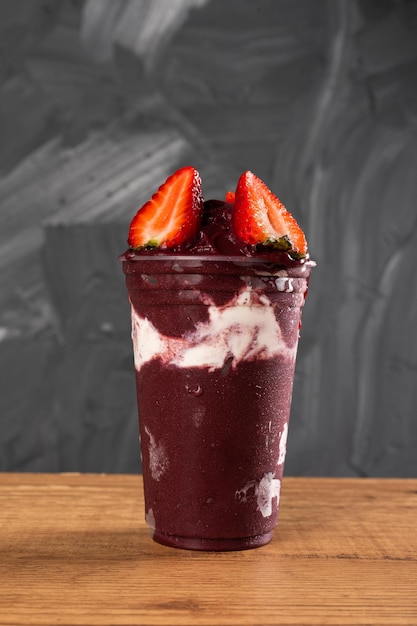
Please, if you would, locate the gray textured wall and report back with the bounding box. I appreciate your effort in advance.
[1,0,417,476]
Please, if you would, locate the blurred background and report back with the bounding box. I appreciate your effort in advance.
[1,0,417,476]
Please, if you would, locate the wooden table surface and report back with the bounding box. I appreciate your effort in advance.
[0,474,416,626]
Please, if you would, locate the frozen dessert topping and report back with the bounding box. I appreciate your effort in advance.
[126,166,309,264]
[232,170,307,259]
[127,166,203,250]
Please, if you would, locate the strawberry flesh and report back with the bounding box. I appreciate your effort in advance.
[232,171,307,258]
[128,166,203,250]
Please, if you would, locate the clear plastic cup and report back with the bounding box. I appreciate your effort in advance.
[121,255,311,550]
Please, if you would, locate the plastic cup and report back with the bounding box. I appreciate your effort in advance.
[121,254,311,550]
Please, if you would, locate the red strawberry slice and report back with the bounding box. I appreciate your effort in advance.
[232,171,307,258]
[128,166,203,250]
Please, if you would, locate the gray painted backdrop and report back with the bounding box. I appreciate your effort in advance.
[1,0,417,476]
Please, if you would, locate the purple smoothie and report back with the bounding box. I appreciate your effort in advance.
[121,197,312,550]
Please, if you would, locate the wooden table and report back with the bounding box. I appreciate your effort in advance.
[0,474,416,626]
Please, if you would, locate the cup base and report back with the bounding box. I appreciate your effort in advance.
[152,529,273,551]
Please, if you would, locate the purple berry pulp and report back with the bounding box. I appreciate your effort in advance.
[121,199,313,550]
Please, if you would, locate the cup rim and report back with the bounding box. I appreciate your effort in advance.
[119,252,315,267]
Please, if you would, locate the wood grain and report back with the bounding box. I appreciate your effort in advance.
[1,474,416,626]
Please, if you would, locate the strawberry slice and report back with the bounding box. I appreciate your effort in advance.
[232,171,307,258]
[128,166,203,250]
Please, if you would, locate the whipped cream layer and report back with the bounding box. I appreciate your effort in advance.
[130,286,297,372]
